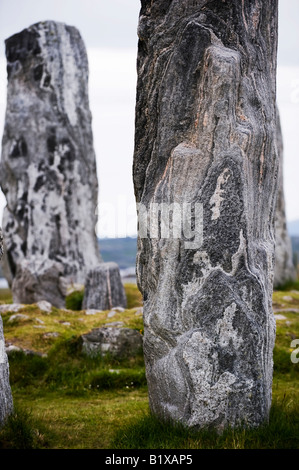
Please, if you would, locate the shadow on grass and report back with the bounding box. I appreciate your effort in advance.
[112,396,299,449]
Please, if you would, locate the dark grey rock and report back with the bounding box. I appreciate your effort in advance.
[0,303,25,314]
[0,21,101,303]
[274,109,297,288]
[0,228,13,427]
[80,327,143,358]
[82,262,127,311]
[133,0,278,430]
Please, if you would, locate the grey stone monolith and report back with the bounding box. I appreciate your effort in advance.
[274,109,296,288]
[133,0,278,430]
[0,228,13,427]
[0,21,101,307]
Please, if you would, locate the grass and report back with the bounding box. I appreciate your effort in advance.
[0,282,299,449]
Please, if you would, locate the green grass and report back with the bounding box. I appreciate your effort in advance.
[112,394,299,449]
[65,289,84,311]
[0,283,299,449]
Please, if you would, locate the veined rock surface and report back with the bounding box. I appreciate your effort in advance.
[82,262,127,311]
[133,0,278,430]
[274,109,296,288]
[0,227,13,427]
[0,21,101,306]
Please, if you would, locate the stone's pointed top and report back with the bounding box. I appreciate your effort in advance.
[5,20,82,67]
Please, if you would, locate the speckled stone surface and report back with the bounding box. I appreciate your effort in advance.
[0,21,101,306]
[82,262,127,311]
[133,0,278,430]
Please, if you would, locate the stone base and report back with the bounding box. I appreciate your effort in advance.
[12,259,67,308]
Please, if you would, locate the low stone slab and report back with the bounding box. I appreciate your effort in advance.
[80,327,143,358]
[82,262,127,311]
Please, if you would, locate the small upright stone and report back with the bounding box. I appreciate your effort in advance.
[0,21,101,306]
[0,227,13,426]
[82,262,127,311]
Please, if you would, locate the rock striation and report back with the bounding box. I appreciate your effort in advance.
[0,21,101,307]
[133,0,278,430]
[0,228,13,427]
[274,109,296,288]
[82,262,127,311]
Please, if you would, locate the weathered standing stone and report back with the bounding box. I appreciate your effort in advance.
[0,21,101,306]
[0,228,13,426]
[274,109,296,288]
[82,262,127,311]
[134,1,278,430]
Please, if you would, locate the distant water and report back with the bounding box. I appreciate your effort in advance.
[0,278,9,289]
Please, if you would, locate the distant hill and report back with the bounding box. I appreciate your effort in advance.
[98,237,137,272]
[288,219,299,237]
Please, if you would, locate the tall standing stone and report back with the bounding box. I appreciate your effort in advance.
[134,1,278,430]
[274,109,296,288]
[0,21,101,307]
[0,228,13,427]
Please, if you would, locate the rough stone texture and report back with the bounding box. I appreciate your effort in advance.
[274,109,296,288]
[134,0,278,430]
[0,21,101,305]
[36,300,52,313]
[0,228,13,426]
[82,262,127,311]
[80,327,143,358]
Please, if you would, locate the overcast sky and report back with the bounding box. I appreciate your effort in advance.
[0,0,298,237]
